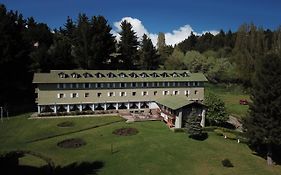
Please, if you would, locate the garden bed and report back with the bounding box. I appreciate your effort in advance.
[112,127,139,136]
[57,138,86,148]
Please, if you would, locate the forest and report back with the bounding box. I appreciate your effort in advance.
[0,3,281,114]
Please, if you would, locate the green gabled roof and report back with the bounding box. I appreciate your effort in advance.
[156,95,204,110]
[33,70,208,84]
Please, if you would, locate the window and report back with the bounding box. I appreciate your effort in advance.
[71,83,78,89]
[97,93,102,97]
[154,91,158,96]
[97,83,101,88]
[84,83,90,88]
[120,83,125,88]
[194,82,198,86]
[57,93,65,98]
[143,82,147,87]
[109,83,114,88]
[142,91,148,96]
[131,82,136,87]
[84,92,90,97]
[185,90,190,96]
[71,93,78,98]
[108,92,114,97]
[57,83,64,89]
[120,92,126,96]
[195,90,198,94]
[132,92,136,96]
[163,91,169,95]
[173,91,179,95]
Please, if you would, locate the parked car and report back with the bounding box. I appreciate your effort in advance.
[239,99,248,105]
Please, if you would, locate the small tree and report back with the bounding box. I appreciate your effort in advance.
[185,109,204,139]
[205,92,228,126]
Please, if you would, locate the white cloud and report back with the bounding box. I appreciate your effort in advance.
[112,17,218,46]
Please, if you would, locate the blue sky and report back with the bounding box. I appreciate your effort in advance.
[1,0,281,45]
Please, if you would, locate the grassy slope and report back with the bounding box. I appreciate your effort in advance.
[205,83,250,118]
[1,114,281,175]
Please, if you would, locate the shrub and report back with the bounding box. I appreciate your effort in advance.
[214,129,224,136]
[224,132,237,140]
[221,158,234,167]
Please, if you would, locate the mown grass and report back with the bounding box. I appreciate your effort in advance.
[206,83,250,118]
[1,114,281,175]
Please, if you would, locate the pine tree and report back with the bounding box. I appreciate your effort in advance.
[244,52,281,165]
[89,16,116,69]
[185,108,203,139]
[72,13,92,69]
[117,20,139,69]
[139,34,159,70]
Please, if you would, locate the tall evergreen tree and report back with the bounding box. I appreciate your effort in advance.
[244,52,281,165]
[72,13,92,69]
[117,20,139,69]
[89,16,116,69]
[185,108,204,139]
[0,4,34,112]
[60,16,76,39]
[47,32,76,70]
[139,34,159,70]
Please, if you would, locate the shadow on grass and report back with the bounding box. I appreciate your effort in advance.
[189,132,208,141]
[249,143,281,165]
[0,151,104,175]
[0,160,104,175]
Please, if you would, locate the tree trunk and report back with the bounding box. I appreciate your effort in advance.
[267,144,273,166]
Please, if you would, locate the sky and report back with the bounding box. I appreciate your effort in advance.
[1,0,281,45]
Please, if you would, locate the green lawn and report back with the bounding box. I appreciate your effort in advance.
[1,114,281,175]
[206,83,250,118]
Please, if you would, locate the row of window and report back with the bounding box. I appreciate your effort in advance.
[57,81,203,89]
[57,90,198,99]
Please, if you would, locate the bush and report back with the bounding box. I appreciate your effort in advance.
[214,129,224,136]
[224,132,237,140]
[203,126,218,132]
[221,158,234,167]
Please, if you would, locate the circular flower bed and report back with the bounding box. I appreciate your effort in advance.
[57,121,75,127]
[57,138,86,148]
[112,127,139,136]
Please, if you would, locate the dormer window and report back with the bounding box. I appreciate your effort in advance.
[107,72,116,78]
[129,72,138,78]
[71,72,80,78]
[95,72,105,78]
[58,72,68,78]
[181,72,189,77]
[118,72,127,78]
[171,72,179,77]
[160,72,169,77]
[83,72,92,78]
[140,72,149,78]
[150,72,159,78]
